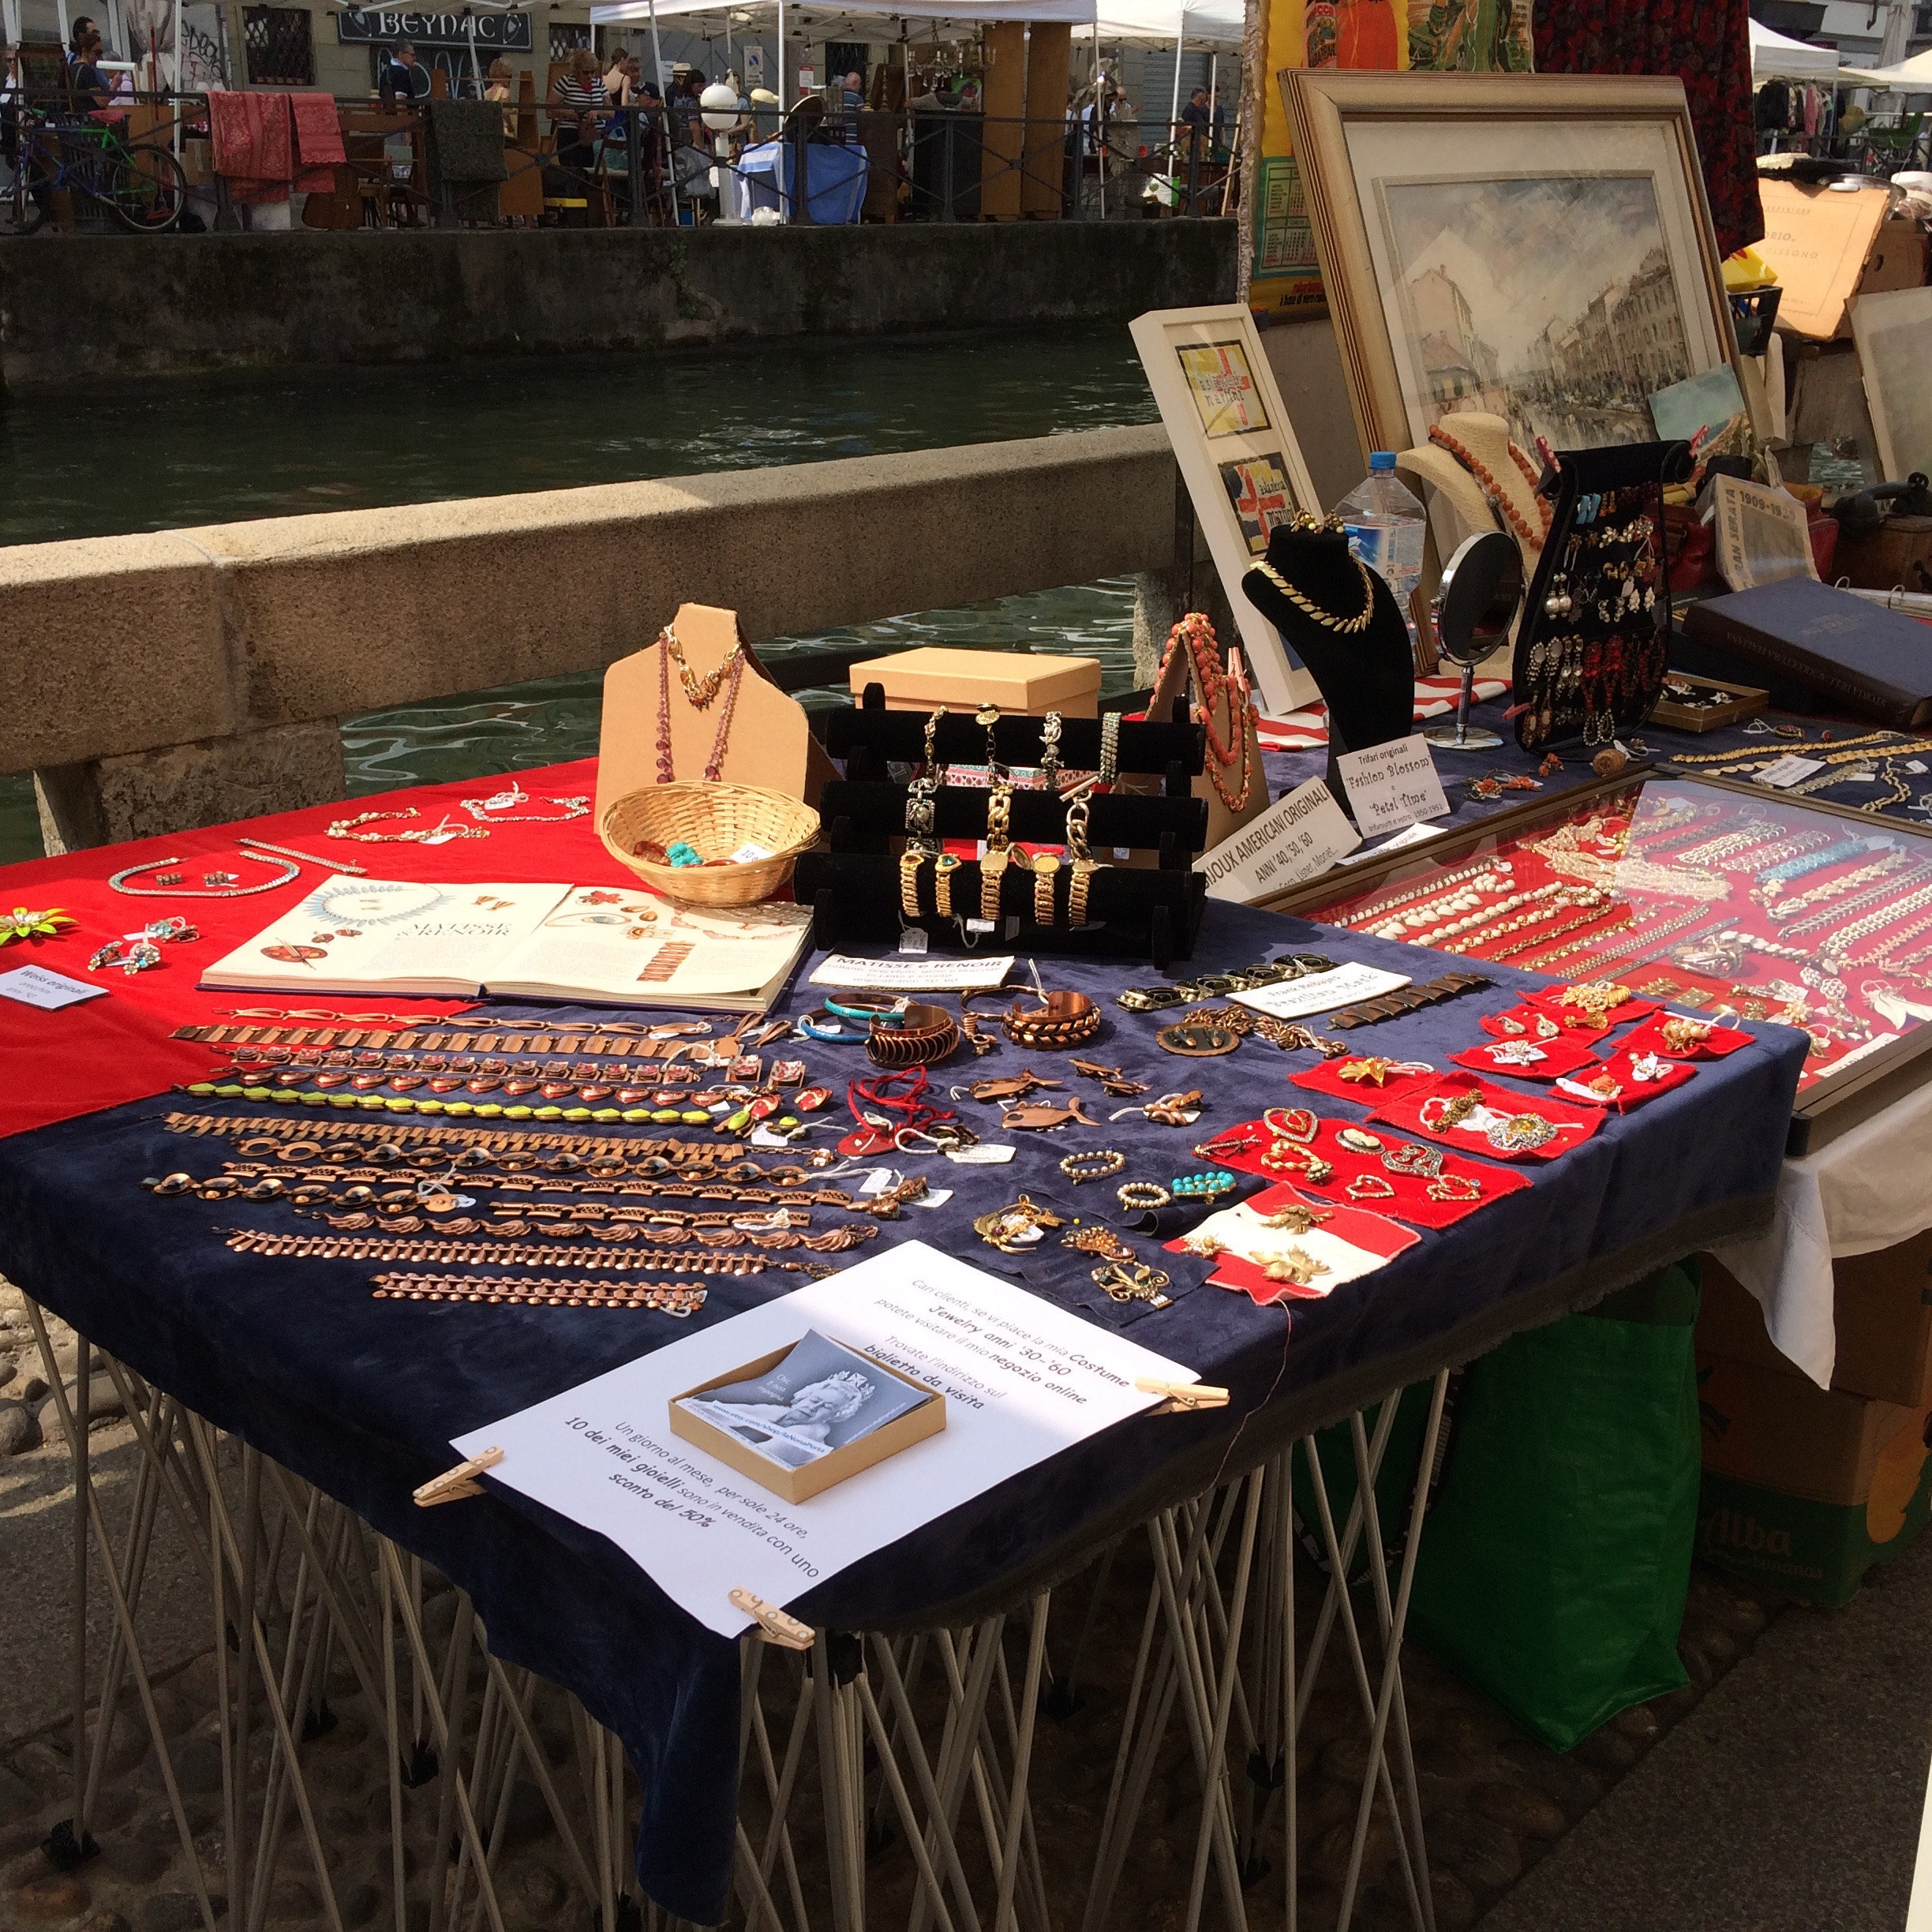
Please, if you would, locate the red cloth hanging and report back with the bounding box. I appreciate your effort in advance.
[1533,0,1764,260]
[208,88,294,204]
[289,92,347,193]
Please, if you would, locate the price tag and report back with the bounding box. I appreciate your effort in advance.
[1194,779,1360,904]
[946,1143,1017,1165]
[897,926,930,955]
[1334,734,1451,837]
[0,966,109,1010]
[1752,754,1825,789]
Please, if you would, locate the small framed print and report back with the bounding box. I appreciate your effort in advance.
[1220,454,1297,554]
[1178,339,1272,439]
[1132,304,1323,714]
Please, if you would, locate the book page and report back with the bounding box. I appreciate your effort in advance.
[490,889,814,1003]
[1713,475,1818,593]
[202,878,572,994]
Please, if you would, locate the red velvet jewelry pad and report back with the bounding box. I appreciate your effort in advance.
[1552,1048,1698,1111]
[1368,1073,1603,1163]
[1451,1035,1601,1082]
[1522,986,1661,1032]
[1616,1013,1753,1062]
[1290,1054,1440,1103]
[1478,999,1604,1044]
[1163,1182,1419,1307]
[1192,1114,1531,1230]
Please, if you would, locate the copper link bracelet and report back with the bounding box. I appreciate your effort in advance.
[174,1021,727,1054]
[370,1274,710,1312]
[194,1162,856,1208]
[162,1112,834,1170]
[221,1230,805,1272]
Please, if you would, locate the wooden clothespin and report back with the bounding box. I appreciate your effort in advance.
[1134,1377,1230,1417]
[729,1587,814,1650]
[413,1445,504,1507]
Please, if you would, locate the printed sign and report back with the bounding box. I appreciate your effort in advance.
[1195,777,1360,903]
[1334,734,1450,837]
[335,8,533,47]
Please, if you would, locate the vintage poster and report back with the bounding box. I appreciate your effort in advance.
[1244,0,1534,320]
[1179,340,1271,437]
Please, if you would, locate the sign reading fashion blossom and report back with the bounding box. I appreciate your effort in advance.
[452,1244,1196,1639]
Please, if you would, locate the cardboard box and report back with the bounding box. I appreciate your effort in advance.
[1856,218,1930,305]
[1698,1233,1932,1409]
[669,1340,945,1503]
[848,647,1102,717]
[1696,1350,1932,1604]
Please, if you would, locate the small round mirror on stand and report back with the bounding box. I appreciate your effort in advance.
[1422,530,1524,751]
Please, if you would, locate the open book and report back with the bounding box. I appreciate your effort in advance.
[200,877,814,1013]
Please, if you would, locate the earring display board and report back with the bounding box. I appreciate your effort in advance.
[596,603,837,822]
[1129,303,1324,717]
[796,690,1211,968]
[1513,440,1691,754]
[1256,766,1932,1155]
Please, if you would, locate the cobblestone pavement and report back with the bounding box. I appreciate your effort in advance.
[0,1285,1803,1932]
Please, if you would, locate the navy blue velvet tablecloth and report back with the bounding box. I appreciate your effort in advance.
[0,897,1807,1921]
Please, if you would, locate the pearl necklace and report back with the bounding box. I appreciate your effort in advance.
[1343,859,1512,932]
[1362,867,1516,941]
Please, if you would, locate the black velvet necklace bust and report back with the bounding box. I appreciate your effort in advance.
[1241,527,1416,758]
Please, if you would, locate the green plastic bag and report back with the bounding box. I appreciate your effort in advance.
[1403,1262,1701,1750]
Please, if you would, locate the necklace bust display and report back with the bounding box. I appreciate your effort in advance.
[1402,412,1551,560]
[1241,521,1415,761]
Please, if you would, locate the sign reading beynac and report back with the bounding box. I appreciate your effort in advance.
[335,8,533,47]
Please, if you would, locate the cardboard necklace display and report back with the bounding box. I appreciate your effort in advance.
[595,603,837,822]
[1241,529,1414,786]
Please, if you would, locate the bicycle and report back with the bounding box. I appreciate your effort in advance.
[6,109,189,234]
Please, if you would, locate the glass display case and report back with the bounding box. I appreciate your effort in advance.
[1264,769,1932,1154]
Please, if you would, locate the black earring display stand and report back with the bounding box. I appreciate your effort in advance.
[1241,529,1415,799]
[796,686,1211,969]
[1514,438,1693,753]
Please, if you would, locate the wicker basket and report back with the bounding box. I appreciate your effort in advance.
[599,783,821,907]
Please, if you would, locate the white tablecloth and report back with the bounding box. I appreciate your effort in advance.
[1704,1076,1932,1387]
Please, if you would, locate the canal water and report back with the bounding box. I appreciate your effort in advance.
[0,321,1158,864]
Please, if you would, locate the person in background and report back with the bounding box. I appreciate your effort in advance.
[551,45,606,174]
[68,28,111,112]
[66,17,97,65]
[841,69,863,114]
[485,55,516,137]
[955,77,979,112]
[383,40,429,102]
[1178,84,1210,153]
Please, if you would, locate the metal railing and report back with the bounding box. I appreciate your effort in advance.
[0,82,1236,233]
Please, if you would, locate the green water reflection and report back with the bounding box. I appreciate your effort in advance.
[0,321,1157,865]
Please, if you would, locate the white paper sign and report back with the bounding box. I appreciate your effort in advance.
[1334,735,1451,838]
[1195,778,1360,904]
[811,954,1013,992]
[1338,821,1443,866]
[1230,960,1410,1020]
[453,1244,1194,1638]
[0,965,110,1009]
[1752,754,1825,790]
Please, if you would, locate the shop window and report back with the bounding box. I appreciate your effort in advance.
[242,4,314,85]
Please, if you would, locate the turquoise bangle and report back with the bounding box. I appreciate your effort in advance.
[824,995,904,1026]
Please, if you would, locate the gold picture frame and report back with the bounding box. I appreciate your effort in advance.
[1279,72,1747,465]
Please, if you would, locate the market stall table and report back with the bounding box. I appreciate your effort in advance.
[0,762,1806,1923]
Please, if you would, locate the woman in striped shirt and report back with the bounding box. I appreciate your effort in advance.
[551,48,607,174]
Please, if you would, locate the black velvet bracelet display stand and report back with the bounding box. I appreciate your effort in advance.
[796,687,1211,970]
[1514,439,1694,753]
[1241,529,1416,796]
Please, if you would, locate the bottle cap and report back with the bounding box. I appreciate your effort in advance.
[1368,451,1395,471]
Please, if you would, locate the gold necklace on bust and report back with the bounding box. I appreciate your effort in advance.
[1252,556,1376,635]
[660,626,745,708]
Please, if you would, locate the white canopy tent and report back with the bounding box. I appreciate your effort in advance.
[1073,0,1242,50]
[1749,18,1840,83]
[1839,47,1932,88]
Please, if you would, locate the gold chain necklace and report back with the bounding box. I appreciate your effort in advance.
[661,627,745,708]
[1252,557,1376,635]
[1665,730,1915,770]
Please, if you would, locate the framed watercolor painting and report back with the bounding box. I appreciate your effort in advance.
[1851,286,1932,485]
[1279,72,1747,463]
[1130,303,1324,714]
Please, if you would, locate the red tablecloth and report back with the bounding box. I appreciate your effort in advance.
[0,760,637,1141]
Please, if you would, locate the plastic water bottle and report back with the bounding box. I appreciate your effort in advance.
[1335,452,1426,643]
